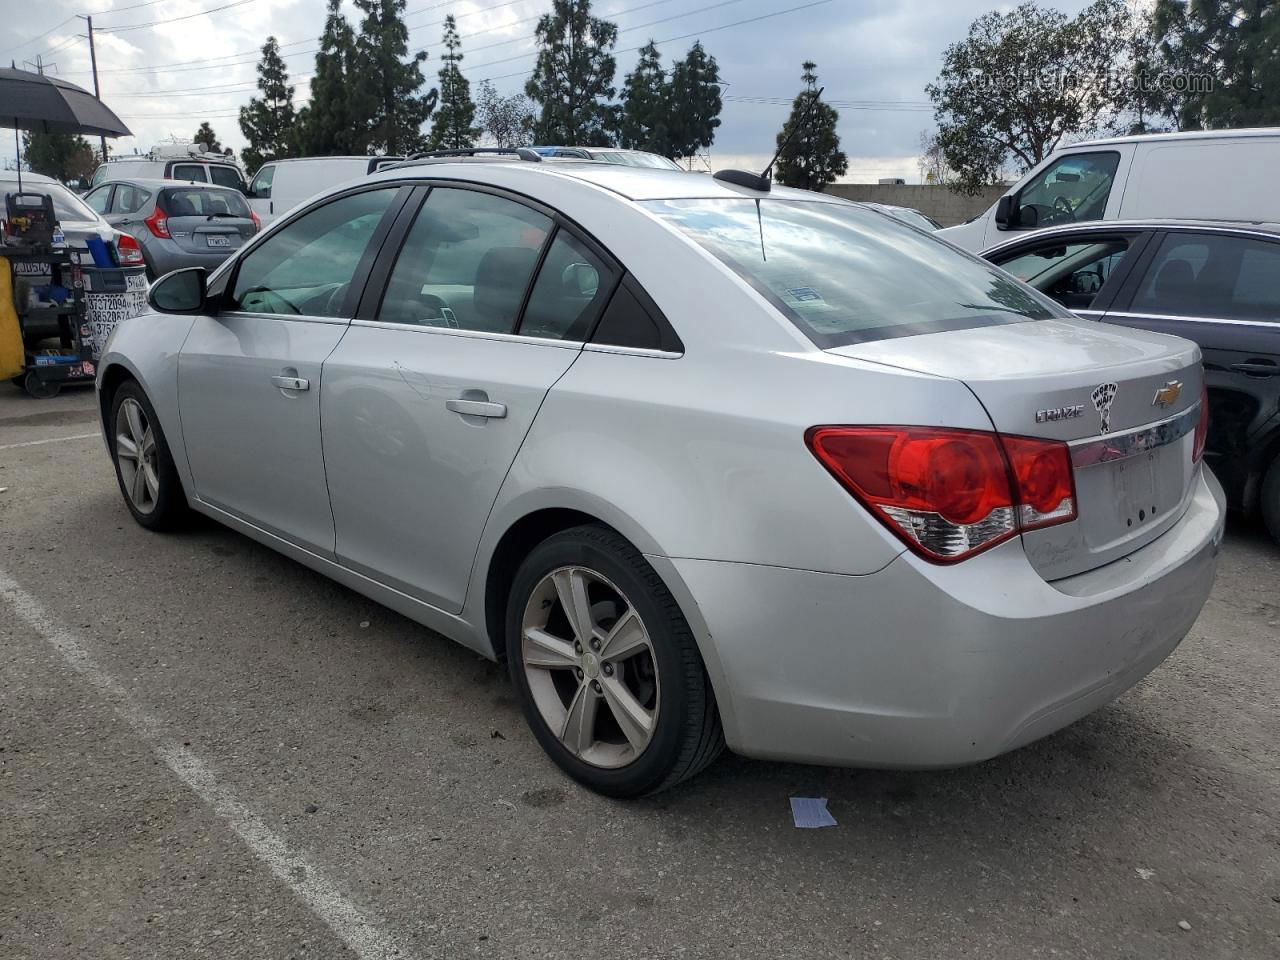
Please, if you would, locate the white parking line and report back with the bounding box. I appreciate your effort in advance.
[0,569,414,960]
[0,432,102,451]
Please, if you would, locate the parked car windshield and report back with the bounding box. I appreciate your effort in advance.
[644,197,1062,346]
[2,181,101,224]
[162,187,251,218]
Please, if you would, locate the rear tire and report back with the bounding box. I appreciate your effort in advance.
[108,379,189,531]
[1261,455,1280,546]
[507,524,724,797]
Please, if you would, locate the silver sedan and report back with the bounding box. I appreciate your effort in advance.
[96,160,1224,796]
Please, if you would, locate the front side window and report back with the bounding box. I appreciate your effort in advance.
[250,165,274,199]
[519,230,618,340]
[229,189,396,317]
[1131,233,1280,322]
[995,236,1132,311]
[172,163,208,183]
[91,165,108,186]
[1015,151,1120,229]
[112,184,151,215]
[645,198,1062,347]
[84,185,112,213]
[208,165,244,190]
[378,188,551,333]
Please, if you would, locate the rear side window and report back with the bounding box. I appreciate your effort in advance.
[592,279,682,352]
[162,187,250,218]
[172,163,207,182]
[209,165,245,190]
[519,230,618,341]
[84,185,112,213]
[645,198,1061,347]
[1131,233,1280,322]
[112,184,151,214]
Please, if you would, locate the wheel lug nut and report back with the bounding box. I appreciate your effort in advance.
[575,668,584,680]
[592,680,602,693]
[602,663,613,676]
[574,642,582,655]
[590,638,600,651]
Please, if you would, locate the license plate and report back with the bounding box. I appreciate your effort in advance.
[205,235,232,247]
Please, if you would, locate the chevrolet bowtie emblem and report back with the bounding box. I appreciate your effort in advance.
[1152,380,1183,409]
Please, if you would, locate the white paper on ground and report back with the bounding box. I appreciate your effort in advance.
[790,796,837,828]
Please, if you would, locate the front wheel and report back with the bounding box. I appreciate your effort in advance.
[109,380,189,530]
[507,525,724,797]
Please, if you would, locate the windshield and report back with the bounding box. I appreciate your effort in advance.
[644,198,1063,347]
[2,181,101,224]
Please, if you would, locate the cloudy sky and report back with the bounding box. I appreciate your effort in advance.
[3,0,1093,181]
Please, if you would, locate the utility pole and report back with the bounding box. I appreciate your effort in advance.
[78,15,107,163]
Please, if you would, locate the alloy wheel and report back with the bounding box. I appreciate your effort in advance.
[115,397,160,514]
[521,565,660,768]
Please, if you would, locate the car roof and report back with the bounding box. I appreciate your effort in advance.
[264,155,398,165]
[95,177,243,190]
[369,159,847,204]
[1065,126,1280,149]
[0,171,58,185]
[981,218,1280,255]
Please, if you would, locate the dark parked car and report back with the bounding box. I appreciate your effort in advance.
[84,178,260,279]
[983,220,1280,542]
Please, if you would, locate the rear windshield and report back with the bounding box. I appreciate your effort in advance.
[3,182,100,224]
[162,187,250,218]
[644,198,1064,346]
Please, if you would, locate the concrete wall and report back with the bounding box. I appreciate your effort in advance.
[826,184,1007,227]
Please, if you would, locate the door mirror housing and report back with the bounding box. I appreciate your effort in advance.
[148,267,208,314]
[995,194,1020,229]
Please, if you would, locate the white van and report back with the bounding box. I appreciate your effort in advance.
[91,143,247,193]
[246,156,403,225]
[938,128,1280,251]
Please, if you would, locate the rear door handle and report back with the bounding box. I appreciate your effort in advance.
[271,375,310,391]
[1231,361,1278,377]
[446,398,507,418]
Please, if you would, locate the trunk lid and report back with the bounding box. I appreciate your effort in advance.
[829,318,1204,580]
[160,186,255,255]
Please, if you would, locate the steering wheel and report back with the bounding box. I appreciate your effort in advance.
[417,293,458,328]
[1052,195,1075,218]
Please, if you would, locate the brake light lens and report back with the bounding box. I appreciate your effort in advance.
[250,209,262,233]
[806,426,1077,563]
[1193,384,1208,463]
[114,232,145,266]
[144,205,170,239]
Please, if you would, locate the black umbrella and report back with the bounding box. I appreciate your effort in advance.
[0,67,131,191]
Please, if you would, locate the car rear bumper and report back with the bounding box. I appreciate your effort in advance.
[669,466,1225,768]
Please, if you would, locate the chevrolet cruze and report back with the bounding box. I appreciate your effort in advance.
[96,160,1224,796]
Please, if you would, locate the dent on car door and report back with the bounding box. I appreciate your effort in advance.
[177,186,407,554]
[320,185,621,613]
[1103,230,1280,503]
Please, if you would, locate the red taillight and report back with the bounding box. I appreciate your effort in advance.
[114,232,145,266]
[806,426,1078,563]
[144,205,170,239]
[250,209,262,233]
[1193,384,1209,463]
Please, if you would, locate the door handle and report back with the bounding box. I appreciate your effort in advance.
[446,397,506,418]
[1231,361,1278,377]
[271,375,310,391]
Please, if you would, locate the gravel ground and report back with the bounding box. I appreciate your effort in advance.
[1,383,1277,959]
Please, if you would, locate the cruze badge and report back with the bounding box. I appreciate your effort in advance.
[1091,382,1118,434]
[1036,404,1084,424]
[1152,380,1182,409]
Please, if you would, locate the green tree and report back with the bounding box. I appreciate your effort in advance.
[1151,0,1280,129]
[426,15,478,150]
[476,80,535,148]
[667,41,722,162]
[526,0,619,145]
[926,0,1131,194]
[193,122,223,154]
[238,36,298,172]
[619,41,669,153]
[353,0,438,155]
[296,0,363,155]
[21,131,96,183]
[773,62,847,192]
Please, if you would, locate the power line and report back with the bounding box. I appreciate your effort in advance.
[0,16,76,58]
[97,0,260,34]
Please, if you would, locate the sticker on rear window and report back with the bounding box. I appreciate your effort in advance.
[786,286,823,302]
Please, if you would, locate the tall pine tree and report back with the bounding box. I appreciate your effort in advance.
[619,41,669,153]
[525,0,619,145]
[238,37,297,172]
[353,0,438,155]
[193,122,223,154]
[426,15,478,150]
[297,0,363,155]
[773,62,847,192]
[668,41,722,162]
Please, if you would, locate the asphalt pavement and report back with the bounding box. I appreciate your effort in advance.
[2,383,1277,959]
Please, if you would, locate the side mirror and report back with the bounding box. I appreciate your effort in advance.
[994,194,1020,229]
[148,267,208,314]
